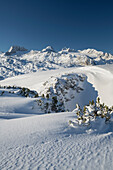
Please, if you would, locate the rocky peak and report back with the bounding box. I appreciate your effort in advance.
[5,46,28,55]
[42,46,55,52]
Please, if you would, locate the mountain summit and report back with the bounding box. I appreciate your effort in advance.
[42,46,55,52]
[5,46,28,55]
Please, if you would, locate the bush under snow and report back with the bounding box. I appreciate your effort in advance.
[69,97,113,128]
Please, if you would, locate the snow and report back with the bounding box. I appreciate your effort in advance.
[42,46,55,52]
[1,64,113,109]
[1,46,113,79]
[1,112,113,170]
[0,46,113,169]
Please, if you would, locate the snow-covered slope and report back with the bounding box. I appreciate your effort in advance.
[0,111,113,170]
[1,46,113,170]
[0,45,113,79]
[0,64,113,117]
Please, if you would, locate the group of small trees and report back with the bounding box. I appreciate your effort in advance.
[71,97,113,126]
[0,85,39,98]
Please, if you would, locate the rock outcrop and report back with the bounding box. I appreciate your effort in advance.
[5,46,28,55]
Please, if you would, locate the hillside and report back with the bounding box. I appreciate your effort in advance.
[0,64,113,117]
[0,46,113,170]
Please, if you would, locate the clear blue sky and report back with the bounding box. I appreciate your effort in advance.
[0,0,113,53]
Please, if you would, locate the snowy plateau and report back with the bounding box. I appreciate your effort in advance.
[0,45,113,170]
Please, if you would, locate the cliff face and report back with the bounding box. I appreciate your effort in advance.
[5,46,28,55]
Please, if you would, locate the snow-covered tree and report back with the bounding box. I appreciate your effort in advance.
[71,97,113,126]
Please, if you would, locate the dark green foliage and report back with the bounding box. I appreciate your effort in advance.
[74,98,113,125]
[91,100,94,105]
[0,85,39,98]
[42,94,45,98]
[51,96,58,112]
[34,93,39,98]
[7,86,11,89]
[12,86,16,89]
[46,94,49,99]
[89,100,95,105]
[52,96,58,104]
[1,91,4,95]
[83,106,87,114]
[96,97,100,104]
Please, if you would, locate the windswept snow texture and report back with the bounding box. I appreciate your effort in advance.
[0,46,113,79]
[0,112,113,170]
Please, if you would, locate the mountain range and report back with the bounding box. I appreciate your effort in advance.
[0,45,113,79]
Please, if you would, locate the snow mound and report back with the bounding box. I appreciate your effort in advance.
[70,98,113,134]
[0,66,99,115]
[69,117,113,134]
[0,72,87,114]
[0,64,113,113]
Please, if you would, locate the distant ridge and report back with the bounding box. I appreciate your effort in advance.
[0,45,113,79]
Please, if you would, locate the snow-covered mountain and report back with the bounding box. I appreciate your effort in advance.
[1,46,113,170]
[5,45,28,54]
[0,45,113,79]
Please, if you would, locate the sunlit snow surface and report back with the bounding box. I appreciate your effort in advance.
[1,111,113,170]
[0,47,113,169]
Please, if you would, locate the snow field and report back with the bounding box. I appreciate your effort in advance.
[0,112,113,170]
